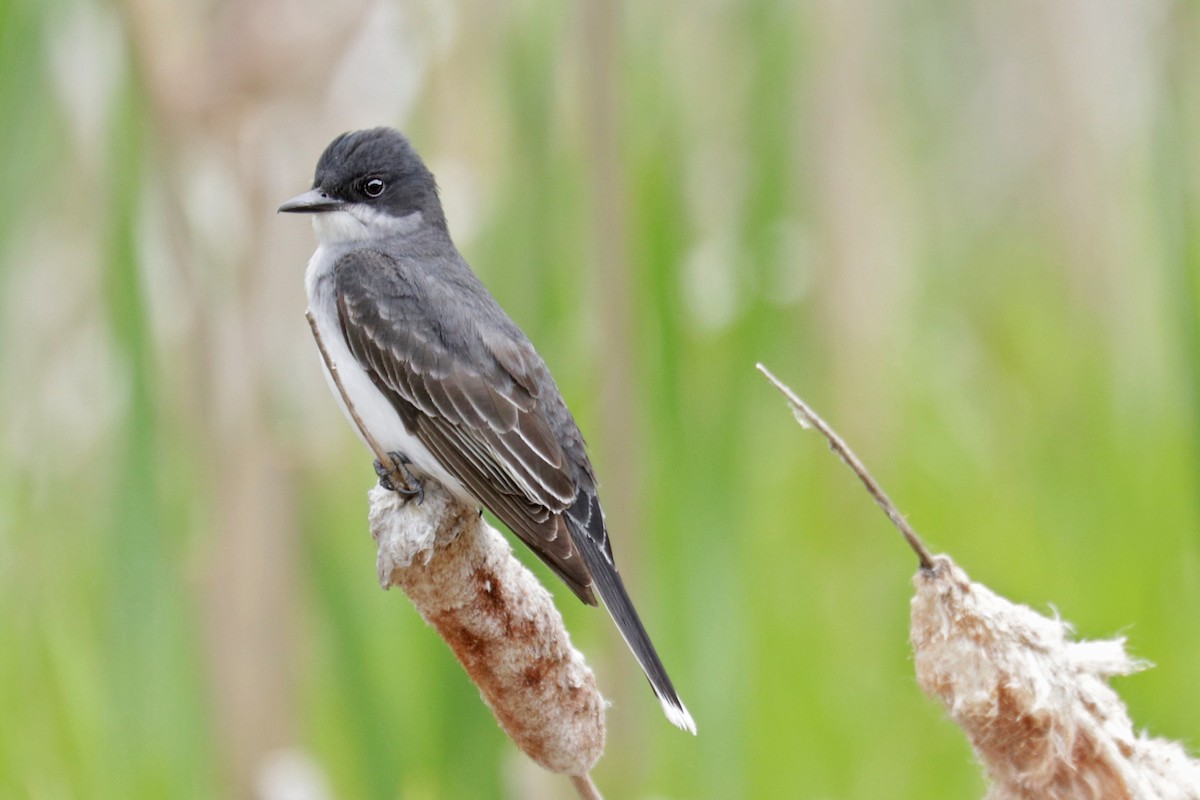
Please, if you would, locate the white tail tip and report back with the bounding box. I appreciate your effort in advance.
[661,696,697,735]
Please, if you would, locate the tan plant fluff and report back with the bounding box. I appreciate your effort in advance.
[912,555,1200,800]
[368,482,606,777]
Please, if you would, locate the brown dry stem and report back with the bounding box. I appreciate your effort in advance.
[306,311,407,487]
[570,773,605,800]
[756,362,934,569]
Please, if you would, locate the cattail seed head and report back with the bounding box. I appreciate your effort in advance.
[369,483,606,777]
[912,555,1200,800]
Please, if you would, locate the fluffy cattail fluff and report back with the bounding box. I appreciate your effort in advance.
[368,482,606,777]
[912,555,1200,800]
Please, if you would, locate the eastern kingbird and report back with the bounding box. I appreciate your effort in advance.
[280,127,694,733]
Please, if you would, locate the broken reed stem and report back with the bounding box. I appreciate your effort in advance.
[756,363,934,569]
[306,310,406,485]
[307,310,607,791]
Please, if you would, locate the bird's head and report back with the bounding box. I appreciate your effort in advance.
[279,127,445,243]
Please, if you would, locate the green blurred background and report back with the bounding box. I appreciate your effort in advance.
[2,0,1198,797]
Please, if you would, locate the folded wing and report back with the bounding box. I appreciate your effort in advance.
[333,249,597,604]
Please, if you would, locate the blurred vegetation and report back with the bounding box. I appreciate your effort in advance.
[2,0,1198,798]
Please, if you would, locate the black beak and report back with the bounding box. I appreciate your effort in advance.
[278,189,345,213]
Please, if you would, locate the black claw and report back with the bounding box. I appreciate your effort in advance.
[373,458,395,491]
[374,452,424,503]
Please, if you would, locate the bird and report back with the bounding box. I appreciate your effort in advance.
[279,127,694,733]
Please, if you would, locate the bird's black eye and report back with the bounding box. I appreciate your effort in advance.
[364,178,386,198]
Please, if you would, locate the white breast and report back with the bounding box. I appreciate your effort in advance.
[305,242,472,503]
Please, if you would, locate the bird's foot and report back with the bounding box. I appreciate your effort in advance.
[374,452,425,504]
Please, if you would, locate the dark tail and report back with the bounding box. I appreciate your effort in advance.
[566,491,696,734]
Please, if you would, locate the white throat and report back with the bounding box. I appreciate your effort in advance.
[312,206,424,247]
